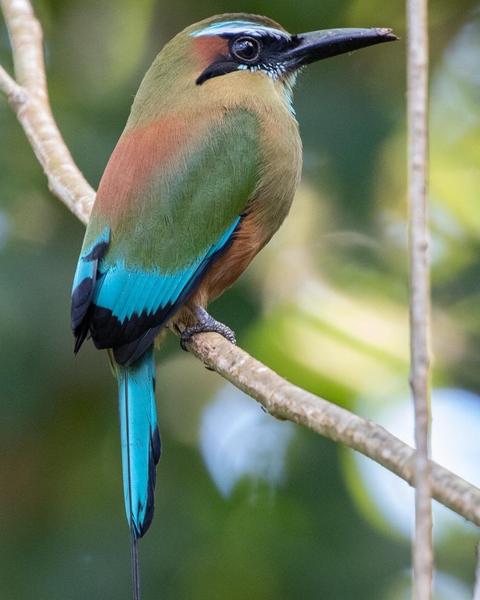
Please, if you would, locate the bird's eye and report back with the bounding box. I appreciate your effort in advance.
[231,36,261,63]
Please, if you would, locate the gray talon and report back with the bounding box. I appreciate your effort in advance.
[180,307,236,351]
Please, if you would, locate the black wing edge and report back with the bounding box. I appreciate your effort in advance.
[71,240,109,353]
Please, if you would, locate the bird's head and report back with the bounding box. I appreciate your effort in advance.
[188,14,396,86]
[129,14,396,124]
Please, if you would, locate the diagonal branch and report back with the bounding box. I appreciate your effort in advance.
[0,63,26,104]
[2,0,480,531]
[186,333,480,527]
[0,0,94,224]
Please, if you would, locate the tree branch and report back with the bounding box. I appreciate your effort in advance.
[0,0,94,224]
[2,0,480,534]
[474,544,480,600]
[187,333,480,527]
[407,0,432,596]
[0,63,26,104]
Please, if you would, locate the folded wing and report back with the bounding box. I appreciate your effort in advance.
[71,109,260,365]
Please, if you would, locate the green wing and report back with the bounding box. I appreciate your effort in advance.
[72,109,261,364]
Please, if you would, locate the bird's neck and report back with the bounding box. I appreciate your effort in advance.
[126,66,298,130]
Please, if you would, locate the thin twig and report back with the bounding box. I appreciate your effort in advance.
[407,0,432,597]
[2,0,479,536]
[0,63,26,105]
[474,543,480,600]
[0,0,95,224]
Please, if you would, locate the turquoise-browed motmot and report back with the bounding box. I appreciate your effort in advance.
[71,12,395,595]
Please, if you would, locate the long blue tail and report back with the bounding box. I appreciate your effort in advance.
[116,345,161,539]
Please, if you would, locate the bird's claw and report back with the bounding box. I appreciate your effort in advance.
[180,307,236,351]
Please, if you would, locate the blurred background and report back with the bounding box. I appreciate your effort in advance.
[1,1,480,598]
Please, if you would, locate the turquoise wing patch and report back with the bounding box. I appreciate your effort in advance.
[93,216,240,323]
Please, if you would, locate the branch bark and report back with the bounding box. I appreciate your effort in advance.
[2,0,479,535]
[0,0,94,224]
[407,0,432,597]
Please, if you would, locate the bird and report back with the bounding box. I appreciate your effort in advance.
[71,13,396,598]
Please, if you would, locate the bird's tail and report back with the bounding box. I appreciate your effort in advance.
[114,345,161,598]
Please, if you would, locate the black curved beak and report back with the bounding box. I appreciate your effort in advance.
[284,28,398,69]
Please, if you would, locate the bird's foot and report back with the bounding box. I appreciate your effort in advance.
[180,307,236,351]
